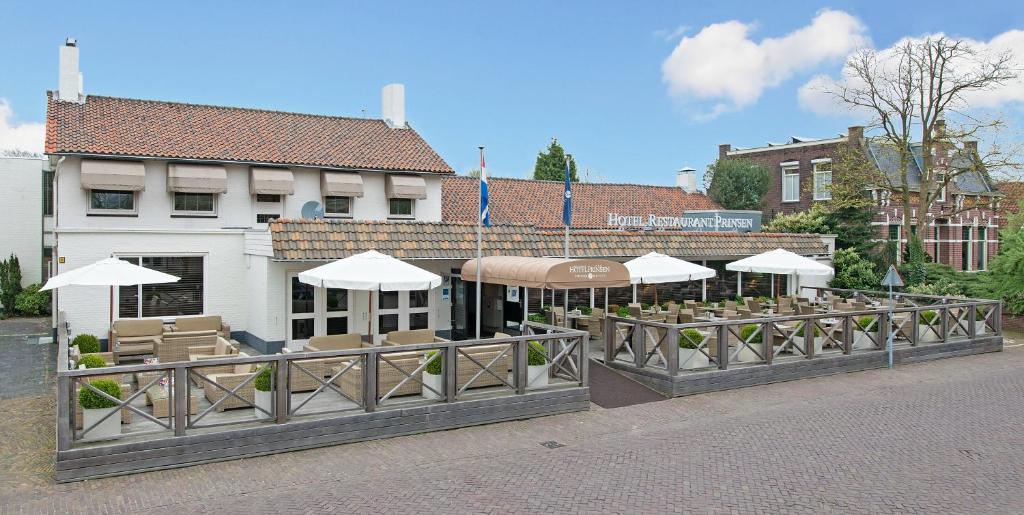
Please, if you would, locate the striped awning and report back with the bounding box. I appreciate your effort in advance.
[167,163,228,193]
[386,174,427,200]
[250,167,294,195]
[321,171,364,197]
[80,159,146,191]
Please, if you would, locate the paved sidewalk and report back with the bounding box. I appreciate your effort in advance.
[1,341,1021,513]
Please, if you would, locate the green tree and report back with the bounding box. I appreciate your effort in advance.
[829,249,879,290]
[704,158,770,210]
[764,204,830,233]
[0,254,23,317]
[974,202,1024,314]
[533,139,578,182]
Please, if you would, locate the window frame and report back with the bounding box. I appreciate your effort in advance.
[116,254,207,320]
[977,226,987,271]
[87,189,138,216]
[42,170,54,216]
[171,192,218,217]
[324,195,353,218]
[388,198,415,219]
[811,158,832,201]
[780,163,800,203]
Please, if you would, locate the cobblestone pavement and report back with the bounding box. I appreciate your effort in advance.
[1,341,1022,514]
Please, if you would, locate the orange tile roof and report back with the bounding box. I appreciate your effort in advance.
[45,93,453,174]
[442,176,720,229]
[269,219,827,261]
[997,181,1024,227]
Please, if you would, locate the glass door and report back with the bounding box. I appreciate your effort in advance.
[324,287,350,335]
[288,274,315,349]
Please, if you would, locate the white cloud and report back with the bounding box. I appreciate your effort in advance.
[799,30,1024,116]
[653,25,689,42]
[0,99,45,155]
[661,9,869,120]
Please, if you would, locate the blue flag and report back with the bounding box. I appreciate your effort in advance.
[480,149,490,227]
[562,156,572,226]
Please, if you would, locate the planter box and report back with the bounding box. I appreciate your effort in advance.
[254,390,273,420]
[678,348,709,370]
[81,407,121,441]
[422,372,443,399]
[527,364,549,390]
[736,343,765,363]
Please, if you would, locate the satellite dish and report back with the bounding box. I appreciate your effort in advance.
[300,201,325,220]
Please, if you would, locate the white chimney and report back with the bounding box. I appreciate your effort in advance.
[58,38,83,102]
[382,83,406,128]
[676,166,697,193]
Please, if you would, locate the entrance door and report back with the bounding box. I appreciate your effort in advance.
[451,276,466,341]
[288,274,315,349]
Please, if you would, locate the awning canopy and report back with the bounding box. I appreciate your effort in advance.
[321,171,364,197]
[167,163,228,193]
[80,159,146,191]
[250,167,294,195]
[386,174,427,199]
[726,248,833,276]
[625,252,716,284]
[461,256,631,289]
[298,250,441,291]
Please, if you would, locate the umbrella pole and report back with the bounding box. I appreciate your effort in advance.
[632,284,637,303]
[108,286,114,351]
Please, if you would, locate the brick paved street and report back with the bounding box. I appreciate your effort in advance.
[1,332,1021,513]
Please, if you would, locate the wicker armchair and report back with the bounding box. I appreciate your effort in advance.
[111,319,164,363]
[382,329,449,346]
[189,337,240,379]
[155,330,219,363]
[281,348,338,392]
[203,361,258,412]
[587,308,605,339]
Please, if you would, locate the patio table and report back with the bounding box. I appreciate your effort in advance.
[145,385,198,419]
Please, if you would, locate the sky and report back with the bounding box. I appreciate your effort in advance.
[1,0,1023,186]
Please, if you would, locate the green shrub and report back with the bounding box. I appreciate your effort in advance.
[77,354,107,369]
[906,279,965,297]
[254,365,273,392]
[424,350,442,375]
[738,324,762,343]
[855,316,876,331]
[527,341,547,366]
[73,334,101,354]
[794,323,821,338]
[830,248,880,291]
[78,379,122,410]
[527,313,547,323]
[679,329,704,349]
[579,306,592,316]
[616,306,631,318]
[919,310,939,325]
[14,283,50,316]
[640,303,651,311]
[0,254,23,317]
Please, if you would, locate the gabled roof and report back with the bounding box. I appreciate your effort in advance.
[442,176,720,229]
[269,219,828,261]
[45,93,454,174]
[867,139,992,194]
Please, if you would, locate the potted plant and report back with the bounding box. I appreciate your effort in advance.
[736,324,764,362]
[616,306,631,318]
[77,354,107,370]
[422,350,444,399]
[918,310,941,343]
[793,323,823,355]
[526,341,549,389]
[853,315,878,350]
[78,378,123,440]
[678,328,710,370]
[73,333,101,354]
[253,365,273,420]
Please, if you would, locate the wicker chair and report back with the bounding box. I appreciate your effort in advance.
[189,337,240,379]
[156,330,219,363]
[382,329,449,346]
[587,308,605,339]
[281,348,338,392]
[111,319,164,363]
[202,360,259,412]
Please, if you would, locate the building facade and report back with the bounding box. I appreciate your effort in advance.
[720,125,1001,271]
[0,156,54,287]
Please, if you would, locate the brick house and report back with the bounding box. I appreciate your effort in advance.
[719,125,1002,271]
[996,181,1024,228]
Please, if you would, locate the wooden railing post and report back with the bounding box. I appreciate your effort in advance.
[968,303,977,339]
[761,321,773,365]
[878,311,888,351]
[910,308,920,346]
[940,306,949,343]
[717,323,729,370]
[665,326,679,375]
[445,343,458,402]
[633,320,646,368]
[174,365,188,436]
[515,338,528,394]
[275,355,289,424]
[603,316,614,363]
[804,316,815,359]
[56,375,72,451]
[993,301,1002,336]
[578,333,589,386]
[363,351,377,413]
[842,314,853,355]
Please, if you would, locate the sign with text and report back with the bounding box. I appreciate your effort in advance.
[606,210,761,232]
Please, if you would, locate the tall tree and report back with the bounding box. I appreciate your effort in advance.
[704,158,770,210]
[827,36,1019,243]
[533,138,578,182]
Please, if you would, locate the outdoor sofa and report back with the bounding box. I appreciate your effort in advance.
[167,315,231,340]
[111,319,164,363]
[382,329,449,346]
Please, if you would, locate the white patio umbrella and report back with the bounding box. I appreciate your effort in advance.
[624,252,716,303]
[41,257,180,340]
[726,248,833,298]
[298,250,442,342]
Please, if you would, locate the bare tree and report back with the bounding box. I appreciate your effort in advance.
[828,36,1019,241]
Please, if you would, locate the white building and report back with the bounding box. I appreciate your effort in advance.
[0,156,54,287]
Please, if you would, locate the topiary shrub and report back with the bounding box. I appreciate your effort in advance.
[73,334,101,354]
[579,306,592,316]
[794,323,821,338]
[424,350,442,375]
[527,312,547,323]
[919,310,939,325]
[640,303,651,311]
[738,324,762,343]
[527,341,547,366]
[254,365,273,392]
[855,316,876,331]
[616,306,631,318]
[78,379,122,410]
[679,329,704,349]
[14,283,50,316]
[77,354,107,369]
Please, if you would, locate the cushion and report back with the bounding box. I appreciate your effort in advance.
[214,338,229,355]
[114,319,164,337]
[386,329,436,345]
[307,333,363,351]
[234,352,252,375]
[175,315,222,332]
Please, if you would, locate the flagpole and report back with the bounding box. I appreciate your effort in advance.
[476,146,485,340]
[563,154,572,317]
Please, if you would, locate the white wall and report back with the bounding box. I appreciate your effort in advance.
[0,157,44,285]
[55,230,247,340]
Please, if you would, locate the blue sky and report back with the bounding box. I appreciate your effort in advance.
[1,0,1022,185]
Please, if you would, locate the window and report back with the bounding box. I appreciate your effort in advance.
[118,256,204,318]
[89,190,136,215]
[781,165,800,202]
[388,198,414,217]
[42,170,54,216]
[172,192,216,216]
[933,225,941,264]
[961,227,972,271]
[324,196,352,217]
[256,214,280,224]
[888,224,900,241]
[812,159,832,200]
[255,194,280,203]
[325,287,350,335]
[977,227,987,271]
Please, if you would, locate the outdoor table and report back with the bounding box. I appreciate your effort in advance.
[145,384,198,419]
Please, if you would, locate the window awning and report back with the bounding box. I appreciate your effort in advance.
[460,256,631,290]
[321,171,364,198]
[167,163,228,193]
[80,159,146,191]
[386,174,427,199]
[250,167,294,195]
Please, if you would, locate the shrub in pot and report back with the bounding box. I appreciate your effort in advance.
[917,310,941,343]
[793,323,823,355]
[678,328,709,370]
[421,350,444,399]
[78,378,123,440]
[526,341,549,389]
[77,354,107,369]
[735,324,764,363]
[73,334,101,354]
[616,306,631,318]
[253,365,274,420]
[853,315,878,350]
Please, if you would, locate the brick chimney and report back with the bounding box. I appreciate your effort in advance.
[963,140,978,155]
[847,125,864,146]
[718,144,732,160]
